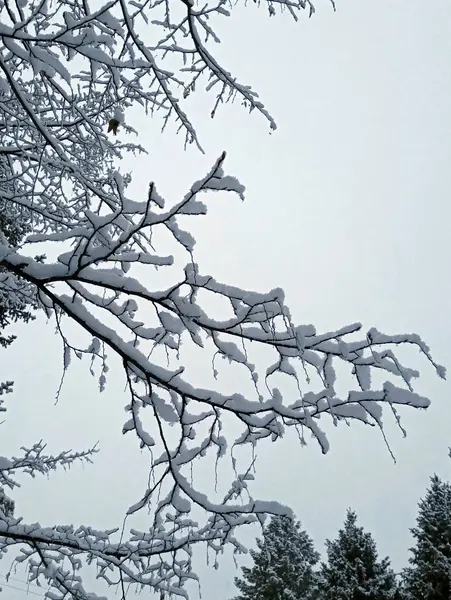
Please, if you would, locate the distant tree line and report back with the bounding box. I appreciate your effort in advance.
[232,459,451,600]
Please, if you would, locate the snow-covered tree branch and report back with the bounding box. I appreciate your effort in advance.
[0,0,446,598]
[0,150,445,598]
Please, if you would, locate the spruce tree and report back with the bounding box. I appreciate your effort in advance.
[319,509,398,600]
[402,474,451,600]
[232,515,320,600]
[0,198,35,349]
[0,488,14,518]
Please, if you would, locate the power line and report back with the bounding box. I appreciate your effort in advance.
[0,573,49,597]
[0,574,44,590]
[0,573,46,590]
[0,580,46,597]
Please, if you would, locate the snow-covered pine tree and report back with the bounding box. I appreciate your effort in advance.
[319,509,398,600]
[232,516,320,600]
[0,487,14,518]
[0,151,35,349]
[0,205,35,349]
[402,474,451,600]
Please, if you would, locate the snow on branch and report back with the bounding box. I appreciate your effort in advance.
[0,0,334,181]
[0,152,445,598]
[0,0,443,597]
[0,441,98,490]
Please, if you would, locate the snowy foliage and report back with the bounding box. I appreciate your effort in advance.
[232,516,320,600]
[319,510,398,600]
[402,474,451,600]
[0,488,14,519]
[0,0,447,597]
[0,199,35,349]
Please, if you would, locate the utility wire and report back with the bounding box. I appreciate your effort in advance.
[0,580,46,596]
[0,574,42,589]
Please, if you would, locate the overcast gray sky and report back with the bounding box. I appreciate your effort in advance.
[2,0,451,598]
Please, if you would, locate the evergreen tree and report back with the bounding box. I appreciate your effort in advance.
[402,474,451,600]
[0,488,14,518]
[0,197,35,349]
[232,515,320,600]
[319,509,398,600]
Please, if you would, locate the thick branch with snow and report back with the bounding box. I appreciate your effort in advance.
[0,151,445,598]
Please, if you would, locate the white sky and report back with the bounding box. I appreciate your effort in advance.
[2,0,451,598]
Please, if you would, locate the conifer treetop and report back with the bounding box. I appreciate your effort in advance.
[320,509,398,600]
[233,516,320,600]
[403,472,451,600]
